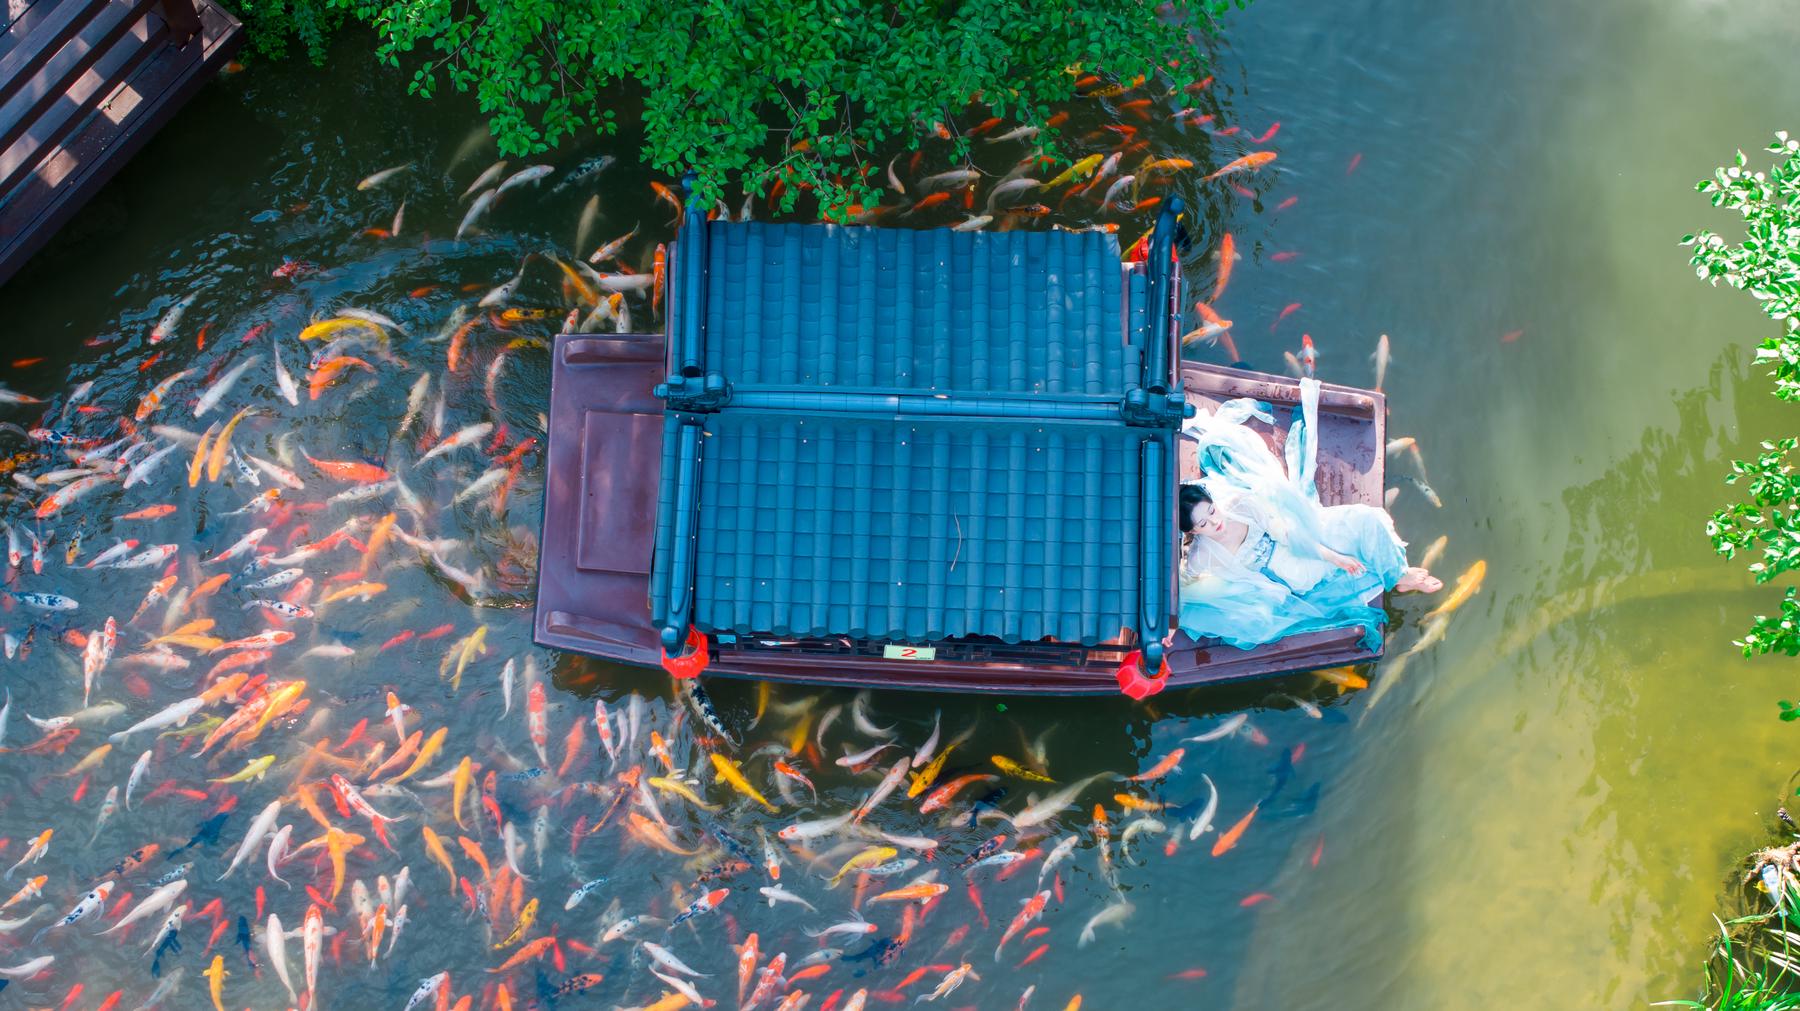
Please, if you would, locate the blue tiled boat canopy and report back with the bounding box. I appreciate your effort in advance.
[652,209,1185,660]
[692,412,1145,646]
[703,224,1136,400]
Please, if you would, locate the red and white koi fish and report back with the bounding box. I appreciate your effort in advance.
[526,683,548,765]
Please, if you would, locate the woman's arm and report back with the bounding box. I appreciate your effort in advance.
[1319,546,1364,576]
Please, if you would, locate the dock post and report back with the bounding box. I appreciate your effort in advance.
[160,0,203,47]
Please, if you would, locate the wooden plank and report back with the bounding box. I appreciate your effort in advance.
[0,0,158,153]
[0,0,52,56]
[0,0,110,105]
[0,3,163,196]
[0,0,240,285]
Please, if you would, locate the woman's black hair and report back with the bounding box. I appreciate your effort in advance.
[1178,483,1212,533]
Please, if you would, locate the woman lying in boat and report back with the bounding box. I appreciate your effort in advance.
[1174,378,1441,654]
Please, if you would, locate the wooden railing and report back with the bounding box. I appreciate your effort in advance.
[0,0,243,286]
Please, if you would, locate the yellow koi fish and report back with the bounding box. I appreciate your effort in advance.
[297,317,386,342]
[1043,154,1104,189]
[319,581,387,605]
[709,753,776,812]
[239,681,306,744]
[451,756,474,829]
[648,776,720,812]
[154,619,215,643]
[907,744,955,798]
[1423,560,1487,620]
[204,953,229,1011]
[296,826,365,901]
[827,846,897,888]
[390,726,447,784]
[206,407,251,482]
[991,755,1055,783]
[65,742,112,776]
[211,754,276,783]
[359,513,396,574]
[421,825,457,891]
[493,897,538,949]
[188,421,219,487]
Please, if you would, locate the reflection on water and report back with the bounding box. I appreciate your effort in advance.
[1,0,1799,1007]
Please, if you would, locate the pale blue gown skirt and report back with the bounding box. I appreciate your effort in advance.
[1177,502,1407,652]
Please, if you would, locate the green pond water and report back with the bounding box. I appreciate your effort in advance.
[2,0,1798,1008]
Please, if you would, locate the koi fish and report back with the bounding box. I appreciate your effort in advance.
[1077,901,1134,947]
[493,896,538,948]
[710,753,776,812]
[358,162,413,190]
[302,451,388,483]
[1424,560,1486,619]
[991,755,1054,783]
[1141,157,1195,175]
[669,887,729,929]
[1204,151,1277,181]
[35,474,111,519]
[868,883,947,904]
[0,875,44,911]
[1044,154,1104,189]
[149,294,196,345]
[302,903,323,1003]
[491,934,556,973]
[210,754,275,783]
[923,961,981,999]
[1210,803,1259,857]
[418,422,493,465]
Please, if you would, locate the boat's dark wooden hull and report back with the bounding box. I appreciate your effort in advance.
[534,329,1386,694]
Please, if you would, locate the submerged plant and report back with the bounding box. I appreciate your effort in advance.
[1685,134,1800,658]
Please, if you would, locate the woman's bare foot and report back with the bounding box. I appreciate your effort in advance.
[1395,566,1442,594]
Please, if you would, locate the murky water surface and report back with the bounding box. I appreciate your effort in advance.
[3,1,1800,1007]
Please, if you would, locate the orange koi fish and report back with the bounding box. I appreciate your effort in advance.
[1210,803,1259,857]
[308,356,374,400]
[358,513,395,574]
[421,826,457,891]
[1315,666,1369,690]
[1203,151,1277,182]
[626,812,697,856]
[491,934,556,973]
[456,835,493,881]
[1212,232,1236,302]
[1127,748,1183,783]
[302,453,388,483]
[868,882,947,904]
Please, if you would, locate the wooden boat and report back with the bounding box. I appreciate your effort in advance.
[534,195,1387,694]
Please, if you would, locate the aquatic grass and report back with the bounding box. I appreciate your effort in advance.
[1663,839,1800,1010]
[1659,916,1800,1011]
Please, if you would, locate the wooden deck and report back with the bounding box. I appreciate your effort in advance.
[0,0,242,287]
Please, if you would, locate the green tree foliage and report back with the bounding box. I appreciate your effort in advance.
[232,0,1245,212]
[1685,135,1800,658]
